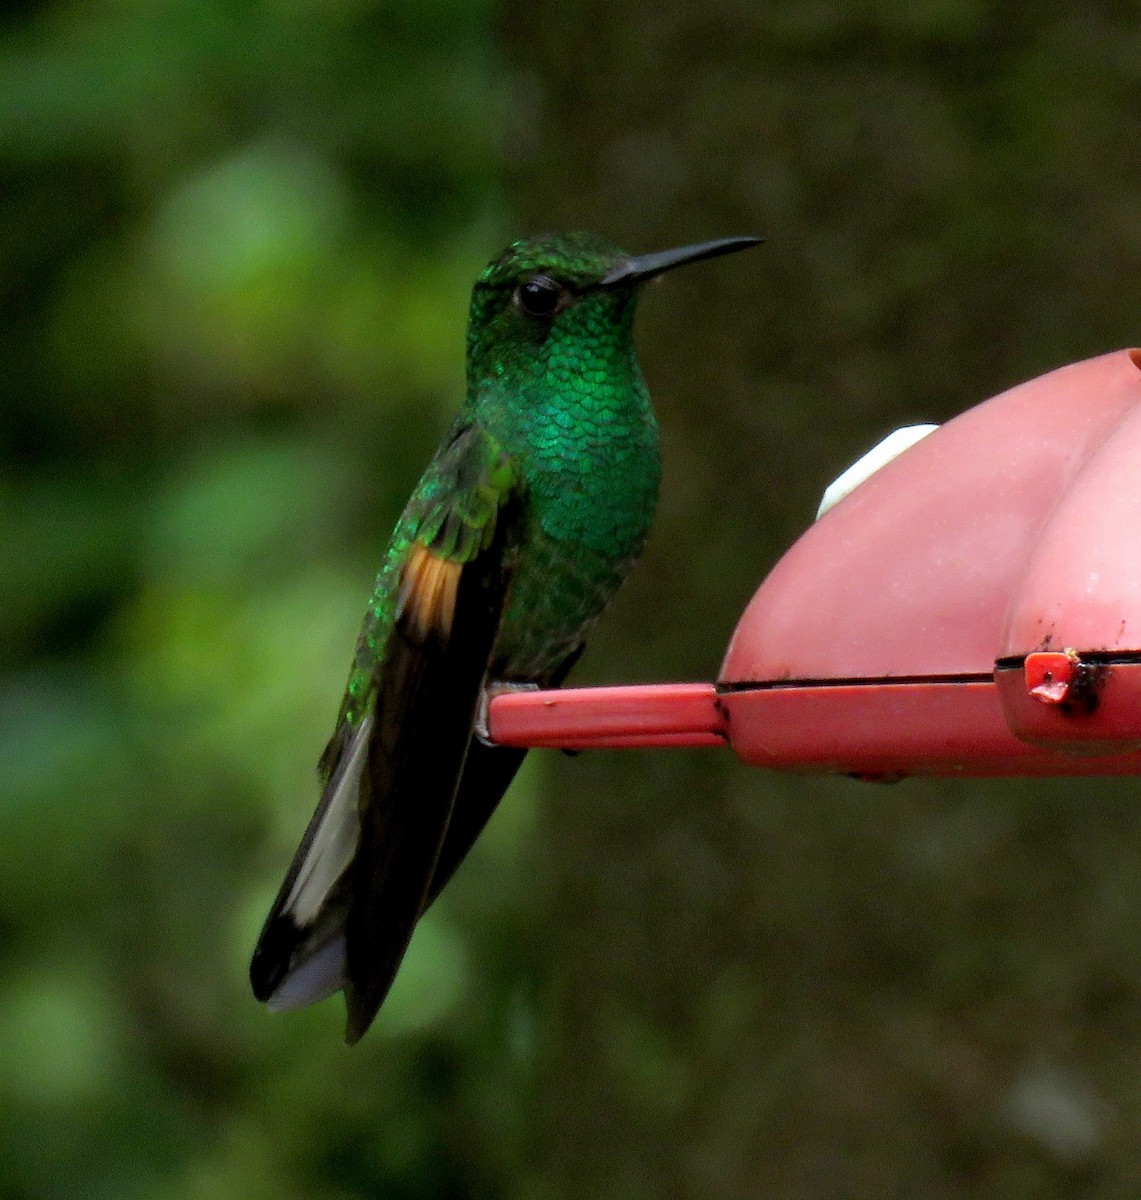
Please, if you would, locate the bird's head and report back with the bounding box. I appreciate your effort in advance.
[465,232,761,395]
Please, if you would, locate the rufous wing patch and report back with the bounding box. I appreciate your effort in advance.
[396,541,462,643]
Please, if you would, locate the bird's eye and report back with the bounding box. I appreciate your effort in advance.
[515,274,563,318]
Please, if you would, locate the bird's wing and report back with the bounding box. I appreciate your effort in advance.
[249,424,524,1042]
[424,644,584,907]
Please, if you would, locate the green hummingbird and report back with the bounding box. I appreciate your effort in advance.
[250,231,761,1043]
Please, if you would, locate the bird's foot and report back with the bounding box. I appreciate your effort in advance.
[474,680,538,746]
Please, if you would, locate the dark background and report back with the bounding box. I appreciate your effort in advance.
[3,2,1141,1197]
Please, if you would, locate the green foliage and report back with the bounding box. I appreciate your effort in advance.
[0,1,534,1197]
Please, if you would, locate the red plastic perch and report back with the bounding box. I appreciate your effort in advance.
[488,349,1141,779]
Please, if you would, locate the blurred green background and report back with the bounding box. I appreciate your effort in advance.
[4,1,1141,1197]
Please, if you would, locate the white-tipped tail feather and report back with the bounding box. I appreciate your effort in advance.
[266,936,347,1012]
[281,711,372,927]
[250,711,373,1009]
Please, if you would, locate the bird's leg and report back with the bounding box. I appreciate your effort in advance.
[474,680,539,746]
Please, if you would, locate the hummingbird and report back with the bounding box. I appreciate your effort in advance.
[250,231,761,1043]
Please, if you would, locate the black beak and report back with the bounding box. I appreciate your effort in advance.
[599,235,763,288]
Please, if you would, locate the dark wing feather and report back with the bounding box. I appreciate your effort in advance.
[343,499,523,1042]
[423,644,584,907]
[250,423,524,1043]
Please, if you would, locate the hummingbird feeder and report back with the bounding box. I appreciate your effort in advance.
[487,348,1141,779]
